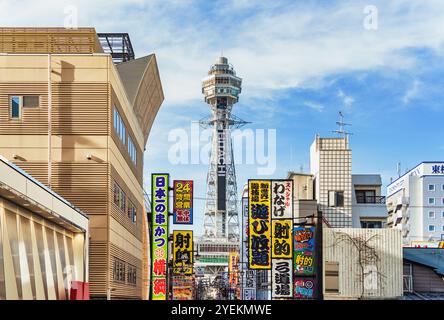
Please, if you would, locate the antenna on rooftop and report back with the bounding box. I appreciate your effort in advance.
[332,111,353,138]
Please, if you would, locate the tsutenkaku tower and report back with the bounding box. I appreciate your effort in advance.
[200,57,246,242]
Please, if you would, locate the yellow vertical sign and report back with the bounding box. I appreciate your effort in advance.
[271,219,293,259]
[248,180,271,269]
[173,230,193,275]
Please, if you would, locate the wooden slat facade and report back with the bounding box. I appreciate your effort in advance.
[0,28,103,54]
[109,244,142,299]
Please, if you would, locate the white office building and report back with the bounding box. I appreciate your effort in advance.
[387,162,444,246]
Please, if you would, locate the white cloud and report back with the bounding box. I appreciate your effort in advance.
[303,101,324,112]
[337,89,355,107]
[2,0,444,105]
[402,79,421,104]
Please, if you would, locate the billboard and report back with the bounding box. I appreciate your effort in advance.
[229,251,239,287]
[173,230,193,275]
[217,127,226,211]
[272,259,293,299]
[272,219,293,259]
[151,174,169,300]
[271,180,293,219]
[173,180,194,224]
[172,275,194,300]
[294,226,316,275]
[294,278,316,299]
[248,180,271,269]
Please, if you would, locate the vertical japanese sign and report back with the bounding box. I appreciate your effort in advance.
[271,180,293,219]
[151,174,169,300]
[272,259,293,299]
[272,220,292,258]
[242,195,257,300]
[173,230,193,275]
[248,180,271,269]
[293,226,316,275]
[228,252,239,288]
[271,180,294,299]
[173,180,193,224]
[294,278,316,299]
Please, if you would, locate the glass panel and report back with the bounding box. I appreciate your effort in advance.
[66,236,75,281]
[22,95,39,108]
[45,227,58,300]
[11,96,20,119]
[56,233,68,299]
[21,217,36,299]
[5,212,22,299]
[34,224,47,299]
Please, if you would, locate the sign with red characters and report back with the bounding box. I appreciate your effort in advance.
[173,180,194,224]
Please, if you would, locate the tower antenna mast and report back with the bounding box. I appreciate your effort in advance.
[333,111,353,138]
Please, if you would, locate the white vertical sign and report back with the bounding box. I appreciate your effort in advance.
[272,259,293,298]
[271,180,293,219]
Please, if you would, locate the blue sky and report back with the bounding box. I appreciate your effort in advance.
[2,0,444,235]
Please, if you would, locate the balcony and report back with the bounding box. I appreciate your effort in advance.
[356,195,386,204]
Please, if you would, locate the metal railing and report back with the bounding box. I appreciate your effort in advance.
[356,195,386,204]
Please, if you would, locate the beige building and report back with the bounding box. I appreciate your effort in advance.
[0,28,164,299]
[0,155,89,299]
[310,135,352,227]
[323,228,403,299]
[287,172,317,220]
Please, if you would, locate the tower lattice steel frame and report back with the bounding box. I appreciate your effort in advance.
[200,57,247,243]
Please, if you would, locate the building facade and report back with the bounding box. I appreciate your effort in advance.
[310,135,352,227]
[0,156,89,300]
[352,174,387,228]
[387,162,444,246]
[0,28,164,299]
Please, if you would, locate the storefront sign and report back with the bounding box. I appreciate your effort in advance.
[173,230,193,275]
[294,226,316,275]
[272,259,293,298]
[248,180,271,269]
[271,180,293,219]
[272,219,292,259]
[173,180,194,224]
[151,173,169,300]
[172,275,194,300]
[294,278,316,299]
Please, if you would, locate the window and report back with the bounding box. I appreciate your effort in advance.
[442,184,444,191]
[442,225,444,232]
[356,190,376,203]
[428,225,435,232]
[127,264,137,285]
[112,258,126,282]
[442,211,444,218]
[328,191,344,207]
[428,184,435,191]
[23,95,39,108]
[113,107,126,144]
[128,136,137,165]
[428,198,435,205]
[127,200,137,224]
[113,182,126,212]
[10,96,21,119]
[429,211,435,219]
[361,220,383,229]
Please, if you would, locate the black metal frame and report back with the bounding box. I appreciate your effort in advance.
[97,33,135,63]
